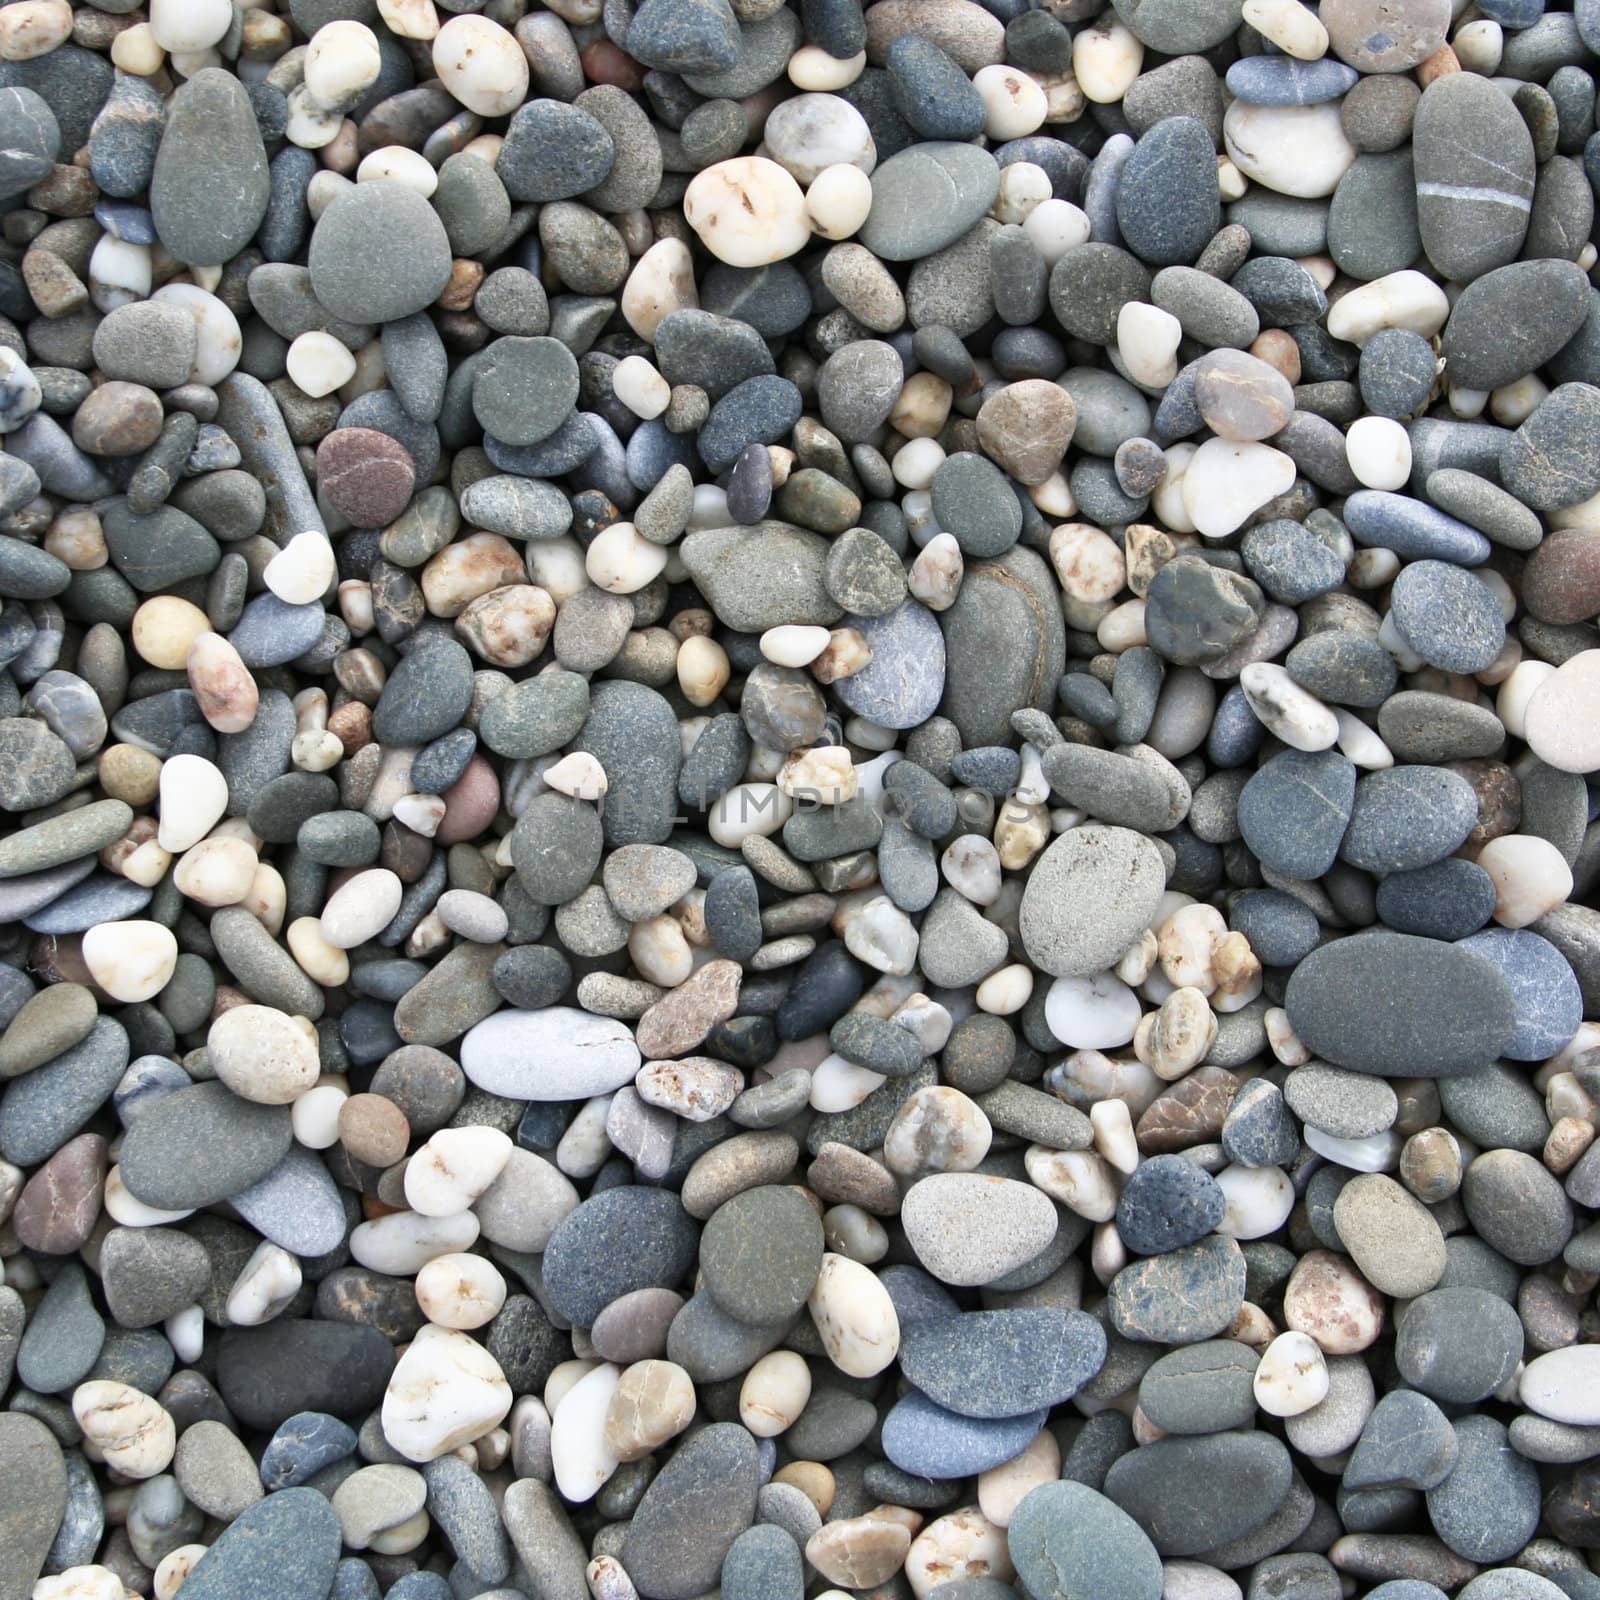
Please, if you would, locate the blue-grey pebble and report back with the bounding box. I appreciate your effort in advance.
[1237,749,1357,879]
[1340,765,1479,873]
[881,1391,1049,1478]
[1455,927,1583,1061]
[1376,857,1497,939]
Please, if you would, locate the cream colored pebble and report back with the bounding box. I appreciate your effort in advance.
[304,20,382,108]
[806,163,874,239]
[612,355,671,420]
[739,1349,812,1437]
[431,14,528,115]
[72,1381,175,1478]
[172,835,257,906]
[973,64,1048,139]
[286,332,358,399]
[416,1252,508,1329]
[586,521,668,594]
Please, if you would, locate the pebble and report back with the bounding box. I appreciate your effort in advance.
[0,8,1589,1598]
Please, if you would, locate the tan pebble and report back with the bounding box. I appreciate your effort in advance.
[339,1091,410,1165]
[186,631,259,734]
[1545,1115,1595,1176]
[98,745,160,807]
[773,1459,835,1516]
[132,595,209,669]
[603,1359,696,1460]
[812,626,872,683]
[806,1516,913,1589]
[172,835,258,906]
[455,583,556,668]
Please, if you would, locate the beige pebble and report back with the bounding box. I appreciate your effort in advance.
[207,1004,319,1105]
[604,1359,695,1460]
[1283,1249,1384,1355]
[977,1431,1060,1529]
[132,595,210,669]
[807,1515,913,1589]
[173,835,258,906]
[808,1251,899,1378]
[72,1380,175,1478]
[739,1349,811,1437]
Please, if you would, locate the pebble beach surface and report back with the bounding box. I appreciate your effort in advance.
[3,0,1600,1599]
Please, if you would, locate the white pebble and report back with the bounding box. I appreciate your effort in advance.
[292,1081,348,1148]
[1073,18,1142,103]
[208,1004,319,1105]
[684,157,812,268]
[1215,1163,1295,1239]
[708,782,792,847]
[1254,1330,1329,1416]
[382,1325,512,1463]
[432,14,528,116]
[1303,1126,1401,1173]
[225,1241,303,1326]
[1181,439,1297,539]
[1022,199,1091,266]
[405,1126,513,1217]
[356,145,439,197]
[992,161,1051,225]
[416,1252,507,1329]
[351,1210,480,1275]
[172,835,256,906]
[808,1252,899,1378]
[1117,301,1182,389]
[265,529,338,603]
[320,867,404,947]
[1025,1146,1118,1221]
[1242,0,1328,57]
[157,751,228,851]
[586,520,669,594]
[551,1362,621,1502]
[620,237,697,343]
[973,64,1048,138]
[149,0,231,52]
[611,355,670,420]
[1477,833,1574,927]
[1045,972,1141,1049]
[152,283,242,385]
[1345,415,1411,490]
[739,1349,812,1437]
[1224,100,1355,197]
[806,164,874,240]
[789,44,865,90]
[1326,270,1449,346]
[1519,1346,1600,1426]
[72,1381,175,1478]
[82,921,177,1004]
[304,20,382,109]
[761,624,831,667]
[1240,662,1339,751]
[1090,1098,1139,1175]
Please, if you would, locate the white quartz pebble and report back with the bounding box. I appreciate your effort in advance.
[416,1252,507,1329]
[761,624,832,667]
[381,1325,513,1462]
[1326,270,1450,347]
[157,752,228,851]
[224,1241,303,1326]
[973,65,1048,138]
[806,163,874,240]
[1240,663,1339,751]
[1090,1098,1139,1175]
[611,355,671,420]
[1181,439,1298,539]
[72,1381,175,1478]
[1254,1330,1330,1416]
[82,921,177,1004]
[350,1209,480,1275]
[1345,415,1411,490]
[1044,972,1142,1049]
[1117,302,1182,389]
[356,145,438,196]
[1477,833,1574,927]
[808,1252,900,1378]
[1224,101,1355,197]
[543,751,608,800]
[1025,1146,1118,1221]
[708,783,792,847]
[740,1349,812,1437]
[1242,0,1328,57]
[1524,650,1600,773]
[789,44,865,90]
[405,1126,513,1216]
[378,0,439,40]
[1303,1125,1401,1173]
[149,0,231,51]
[684,158,812,267]
[432,14,528,116]
[1215,1163,1296,1239]
[620,238,697,343]
[1022,199,1092,266]
[1073,19,1143,103]
[292,1081,348,1149]
[265,530,337,603]
[304,20,382,108]
[585,521,669,594]
[285,331,358,402]
[320,867,404,948]
[551,1362,621,1503]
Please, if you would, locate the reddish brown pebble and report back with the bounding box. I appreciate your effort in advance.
[581,40,647,90]
[12,1132,107,1254]
[315,427,417,528]
[435,754,501,846]
[1522,527,1600,626]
